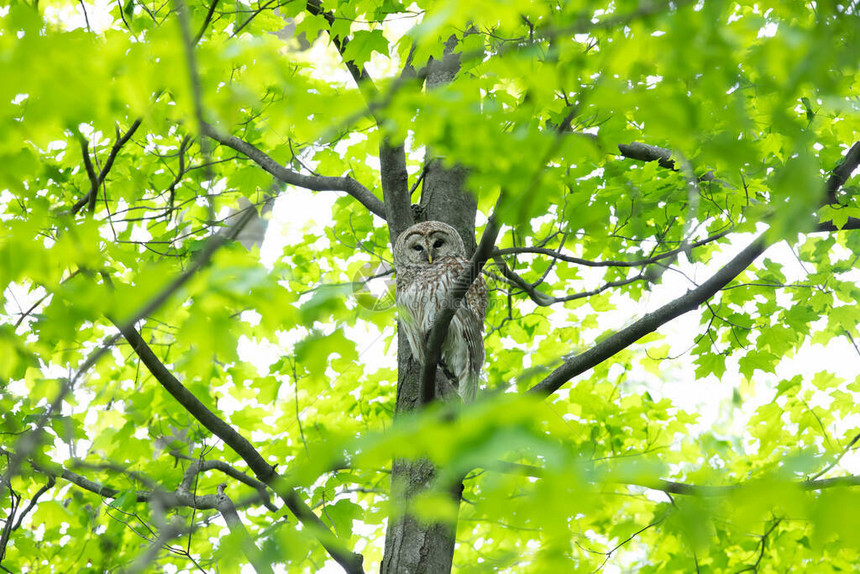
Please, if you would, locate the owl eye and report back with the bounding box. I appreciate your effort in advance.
[412,244,424,252]
[433,239,444,248]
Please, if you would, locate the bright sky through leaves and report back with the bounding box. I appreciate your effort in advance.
[1,0,859,572]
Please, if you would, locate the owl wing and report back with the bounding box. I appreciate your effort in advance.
[465,275,488,323]
[450,260,487,403]
[455,305,484,373]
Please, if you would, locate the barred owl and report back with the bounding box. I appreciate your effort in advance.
[393,221,488,403]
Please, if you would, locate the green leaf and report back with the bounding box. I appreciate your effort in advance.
[1,2,858,571]
[738,350,779,378]
[695,351,727,379]
[341,30,389,68]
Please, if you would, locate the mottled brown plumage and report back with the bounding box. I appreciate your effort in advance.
[393,221,488,402]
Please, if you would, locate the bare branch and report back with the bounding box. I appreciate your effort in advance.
[30,462,149,503]
[492,255,647,306]
[492,255,554,306]
[77,0,92,32]
[526,233,770,397]
[11,475,55,530]
[125,516,184,574]
[232,0,278,37]
[172,0,214,186]
[809,432,860,482]
[305,0,376,96]
[528,140,860,397]
[202,122,385,220]
[117,325,365,573]
[180,458,276,512]
[496,229,732,268]
[14,456,276,517]
[167,135,192,213]
[79,137,99,213]
[1,345,102,507]
[618,140,860,229]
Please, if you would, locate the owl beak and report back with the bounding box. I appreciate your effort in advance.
[427,251,433,263]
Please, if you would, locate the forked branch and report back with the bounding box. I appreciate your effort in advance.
[118,325,365,574]
[529,141,860,397]
[202,122,385,220]
[71,119,143,215]
[527,233,770,396]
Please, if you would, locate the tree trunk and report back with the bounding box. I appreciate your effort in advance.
[381,38,476,572]
[381,196,475,572]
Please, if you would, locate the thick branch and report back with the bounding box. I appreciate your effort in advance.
[202,122,385,220]
[530,140,860,397]
[380,141,412,244]
[421,204,503,403]
[307,0,415,246]
[118,324,364,573]
[826,141,860,204]
[378,63,417,244]
[655,474,860,494]
[617,142,676,170]
[40,462,213,507]
[216,484,274,574]
[492,461,860,494]
[815,218,860,232]
[618,141,718,182]
[527,234,770,396]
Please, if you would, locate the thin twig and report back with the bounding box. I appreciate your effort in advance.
[494,228,732,268]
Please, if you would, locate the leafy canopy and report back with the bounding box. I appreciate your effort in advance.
[0,0,859,572]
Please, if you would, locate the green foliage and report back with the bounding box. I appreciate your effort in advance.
[0,0,859,572]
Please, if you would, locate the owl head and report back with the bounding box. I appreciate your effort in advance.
[393,221,467,266]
